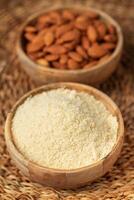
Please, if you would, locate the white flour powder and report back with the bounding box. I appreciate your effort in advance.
[12,88,118,169]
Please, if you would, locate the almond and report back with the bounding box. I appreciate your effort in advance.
[44,31,55,46]
[99,54,111,63]
[44,45,67,54]
[68,52,83,62]
[88,43,108,58]
[76,46,88,59]
[25,26,37,33]
[36,58,49,66]
[87,25,98,43]
[104,34,117,43]
[101,43,116,50]
[75,16,89,30]
[26,38,44,53]
[97,22,107,39]
[68,59,80,70]
[59,54,68,64]
[50,11,62,25]
[52,61,67,69]
[62,10,75,21]
[108,24,116,34]
[38,15,55,25]
[56,23,73,38]
[84,61,98,69]
[63,41,77,51]
[28,51,45,60]
[81,36,90,50]
[57,29,80,44]
[85,11,99,19]
[45,54,59,61]
[24,33,35,41]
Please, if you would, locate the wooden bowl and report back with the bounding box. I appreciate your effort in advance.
[16,6,123,85]
[5,82,124,189]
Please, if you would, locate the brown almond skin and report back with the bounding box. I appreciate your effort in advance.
[56,23,73,38]
[85,11,99,19]
[69,52,83,62]
[63,41,77,51]
[104,34,117,43]
[25,26,37,33]
[84,61,98,69]
[68,59,80,70]
[52,61,67,69]
[59,54,68,64]
[76,46,88,59]
[44,45,67,54]
[28,52,45,60]
[101,43,116,50]
[81,36,90,50]
[62,10,75,21]
[74,16,89,30]
[50,11,62,25]
[88,43,108,58]
[45,54,59,61]
[57,29,80,44]
[44,31,55,46]
[108,24,116,34]
[99,54,111,63]
[87,25,98,43]
[26,38,44,53]
[97,22,107,39]
[24,33,35,41]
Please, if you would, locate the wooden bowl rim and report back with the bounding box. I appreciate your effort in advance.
[5,82,124,174]
[17,5,123,74]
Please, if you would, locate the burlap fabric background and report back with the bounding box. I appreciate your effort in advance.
[0,0,134,199]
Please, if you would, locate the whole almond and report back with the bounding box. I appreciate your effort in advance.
[87,25,98,43]
[108,24,116,34]
[52,61,67,69]
[85,11,99,19]
[81,36,90,50]
[24,33,35,41]
[63,41,76,51]
[26,38,44,53]
[57,29,80,44]
[28,51,45,60]
[84,61,98,69]
[36,58,49,66]
[44,45,67,54]
[45,54,59,61]
[44,31,55,46]
[88,43,108,58]
[69,51,83,62]
[76,46,88,59]
[60,54,68,64]
[75,16,89,30]
[56,23,73,38]
[68,59,80,70]
[101,43,116,50]
[38,15,55,26]
[50,11,62,25]
[25,26,37,33]
[104,34,117,43]
[62,10,75,21]
[100,54,111,63]
[97,22,107,39]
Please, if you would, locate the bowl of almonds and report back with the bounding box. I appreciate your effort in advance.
[17,6,123,85]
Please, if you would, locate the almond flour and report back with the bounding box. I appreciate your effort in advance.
[12,88,118,169]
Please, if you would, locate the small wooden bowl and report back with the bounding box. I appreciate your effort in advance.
[16,6,123,85]
[5,82,124,189]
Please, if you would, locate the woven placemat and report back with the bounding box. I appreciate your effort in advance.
[0,0,134,199]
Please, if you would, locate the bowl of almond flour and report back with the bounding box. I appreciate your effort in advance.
[5,82,124,189]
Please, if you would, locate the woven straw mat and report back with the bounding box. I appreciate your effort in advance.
[0,0,134,199]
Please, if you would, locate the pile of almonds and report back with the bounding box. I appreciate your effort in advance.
[24,9,118,70]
